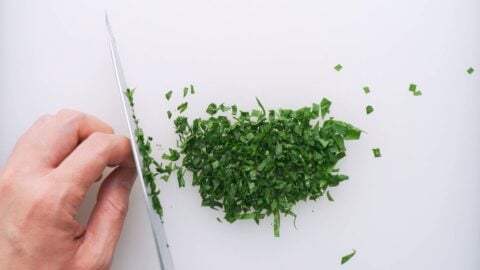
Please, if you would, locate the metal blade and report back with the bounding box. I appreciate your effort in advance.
[105,13,175,270]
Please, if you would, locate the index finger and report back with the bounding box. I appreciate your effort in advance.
[50,132,135,209]
[5,110,114,177]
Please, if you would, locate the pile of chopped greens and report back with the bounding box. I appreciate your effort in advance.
[131,87,362,237]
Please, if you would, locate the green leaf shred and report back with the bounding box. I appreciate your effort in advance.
[341,249,356,265]
[366,105,374,115]
[327,191,334,201]
[165,90,173,100]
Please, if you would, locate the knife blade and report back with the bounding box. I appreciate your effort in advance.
[105,13,175,270]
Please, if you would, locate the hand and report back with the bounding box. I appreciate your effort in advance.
[0,109,137,270]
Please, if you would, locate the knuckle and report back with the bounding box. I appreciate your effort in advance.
[56,108,80,118]
[104,197,129,219]
[85,132,114,164]
[56,108,86,128]
[0,174,15,198]
[0,168,16,184]
[88,132,112,152]
[34,114,54,127]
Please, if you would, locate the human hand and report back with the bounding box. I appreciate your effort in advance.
[0,109,136,270]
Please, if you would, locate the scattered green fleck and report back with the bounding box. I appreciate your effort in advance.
[467,67,475,74]
[409,84,417,92]
[190,84,195,94]
[177,167,185,187]
[363,87,370,94]
[162,148,180,161]
[177,102,188,113]
[217,217,222,223]
[341,249,356,265]
[366,105,374,115]
[320,98,332,119]
[183,87,189,97]
[165,90,173,100]
[413,91,422,96]
[125,88,164,217]
[334,64,343,71]
[167,111,172,119]
[372,148,381,158]
[326,191,334,201]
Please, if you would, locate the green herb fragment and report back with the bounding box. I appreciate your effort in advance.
[165,90,173,100]
[363,87,370,94]
[162,148,180,161]
[190,84,195,94]
[372,148,381,158]
[366,105,374,115]
[125,88,164,217]
[167,111,172,119]
[467,67,474,74]
[334,64,343,71]
[255,97,266,115]
[409,84,417,92]
[341,249,356,265]
[183,87,189,97]
[217,217,222,223]
[413,91,422,96]
[167,97,360,236]
[206,103,218,115]
[177,102,188,113]
[320,98,332,119]
[177,167,185,187]
[326,191,334,201]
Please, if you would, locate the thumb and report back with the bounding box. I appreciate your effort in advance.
[77,166,136,268]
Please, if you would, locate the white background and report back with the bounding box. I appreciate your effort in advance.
[1,1,479,269]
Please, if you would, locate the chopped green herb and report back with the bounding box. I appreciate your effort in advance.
[320,98,332,119]
[125,88,165,217]
[177,167,185,187]
[217,217,222,223]
[334,64,343,71]
[167,111,172,119]
[363,87,370,94]
[413,91,422,96]
[372,148,381,158]
[165,90,173,100]
[341,249,356,265]
[409,84,417,92]
[168,97,360,236]
[467,67,475,74]
[183,87,189,97]
[190,84,195,94]
[366,105,374,115]
[326,191,334,201]
[177,102,188,113]
[162,148,180,161]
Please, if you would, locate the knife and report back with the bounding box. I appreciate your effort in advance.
[105,13,175,270]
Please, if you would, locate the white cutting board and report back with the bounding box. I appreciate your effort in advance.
[1,1,479,270]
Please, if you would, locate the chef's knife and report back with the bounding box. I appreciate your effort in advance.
[105,13,175,270]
